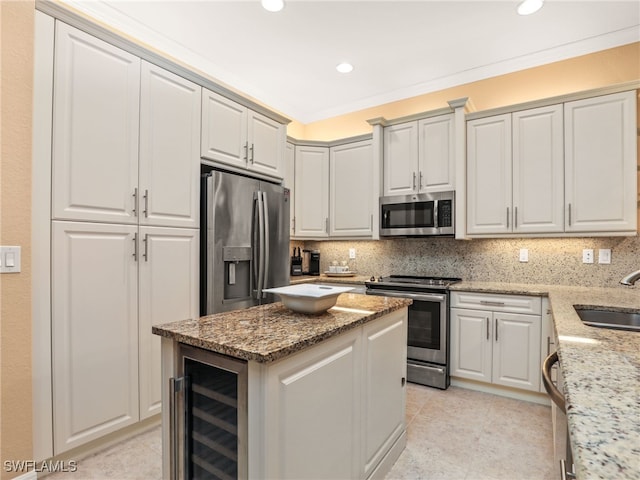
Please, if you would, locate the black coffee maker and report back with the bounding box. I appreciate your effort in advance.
[302,249,321,276]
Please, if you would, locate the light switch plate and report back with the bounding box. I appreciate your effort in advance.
[598,249,611,264]
[0,246,21,273]
[349,248,356,259]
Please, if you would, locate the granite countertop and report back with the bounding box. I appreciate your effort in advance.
[153,293,411,363]
[452,281,640,480]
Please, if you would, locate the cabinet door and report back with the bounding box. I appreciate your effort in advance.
[564,91,637,233]
[418,114,454,192]
[52,22,140,224]
[450,308,492,383]
[294,146,329,238]
[139,62,201,228]
[138,227,199,419]
[383,122,418,196]
[201,88,248,168]
[492,312,541,392]
[247,110,285,179]
[466,114,512,235]
[264,330,361,479]
[52,221,139,453]
[512,105,564,233]
[330,140,374,237]
[361,310,407,478]
[284,142,296,236]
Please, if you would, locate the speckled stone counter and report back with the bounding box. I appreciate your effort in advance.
[452,281,640,480]
[153,293,411,363]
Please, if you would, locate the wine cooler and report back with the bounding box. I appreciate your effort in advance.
[170,344,248,480]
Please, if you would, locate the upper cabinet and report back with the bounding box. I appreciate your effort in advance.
[293,138,376,239]
[330,140,375,237]
[52,23,201,229]
[52,22,140,225]
[201,89,286,179]
[467,105,564,235]
[467,90,637,237]
[383,114,455,196]
[564,91,637,233]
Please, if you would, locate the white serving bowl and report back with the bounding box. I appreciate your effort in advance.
[263,284,354,314]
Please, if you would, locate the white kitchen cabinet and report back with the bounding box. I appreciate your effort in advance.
[284,142,296,236]
[294,145,330,238]
[564,91,637,233]
[139,61,201,229]
[138,226,198,420]
[361,311,407,478]
[451,292,542,392]
[512,105,564,234]
[201,88,285,179]
[383,122,418,196]
[330,139,374,237]
[52,21,140,224]
[383,114,454,197]
[52,221,139,452]
[259,308,407,479]
[466,114,512,234]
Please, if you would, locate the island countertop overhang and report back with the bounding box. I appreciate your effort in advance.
[152,293,412,363]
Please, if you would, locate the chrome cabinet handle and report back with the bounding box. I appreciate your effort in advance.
[568,203,572,226]
[515,206,518,228]
[412,172,416,190]
[486,318,489,340]
[143,189,149,217]
[543,352,565,412]
[370,214,373,230]
[419,171,423,189]
[292,217,296,233]
[250,143,255,163]
[132,188,138,216]
[325,217,329,234]
[506,207,510,228]
[243,142,248,161]
[143,234,148,262]
[495,319,499,342]
[132,233,138,261]
[480,300,505,307]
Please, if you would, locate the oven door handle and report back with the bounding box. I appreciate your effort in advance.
[367,290,446,303]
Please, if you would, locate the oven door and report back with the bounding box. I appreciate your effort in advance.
[366,290,447,364]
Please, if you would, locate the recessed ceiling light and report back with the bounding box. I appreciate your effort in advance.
[336,62,354,74]
[261,0,284,13]
[517,0,544,15]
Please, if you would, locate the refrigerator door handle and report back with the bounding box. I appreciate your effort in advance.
[256,191,266,300]
[262,191,270,299]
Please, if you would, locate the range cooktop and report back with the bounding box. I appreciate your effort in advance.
[366,275,462,290]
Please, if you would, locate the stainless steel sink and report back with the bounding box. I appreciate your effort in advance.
[575,307,640,332]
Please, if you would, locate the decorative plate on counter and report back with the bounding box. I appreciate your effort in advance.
[324,271,357,277]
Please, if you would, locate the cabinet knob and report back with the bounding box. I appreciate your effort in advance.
[401,377,406,387]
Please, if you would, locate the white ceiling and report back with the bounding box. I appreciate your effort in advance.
[62,0,640,123]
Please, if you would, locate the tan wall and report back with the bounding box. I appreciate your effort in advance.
[1,1,35,478]
[297,42,640,141]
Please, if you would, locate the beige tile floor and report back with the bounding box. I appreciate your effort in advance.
[46,385,554,479]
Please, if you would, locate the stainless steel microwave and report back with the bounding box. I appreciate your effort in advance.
[380,191,455,237]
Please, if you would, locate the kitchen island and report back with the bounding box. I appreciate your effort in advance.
[153,293,411,479]
[451,282,640,480]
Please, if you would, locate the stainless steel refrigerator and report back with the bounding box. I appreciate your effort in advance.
[200,169,290,315]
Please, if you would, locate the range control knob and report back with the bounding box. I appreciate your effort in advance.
[369,276,376,282]
[378,276,383,283]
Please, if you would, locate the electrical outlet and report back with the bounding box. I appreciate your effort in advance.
[598,249,611,264]
[582,249,594,264]
[519,248,529,262]
[349,248,356,259]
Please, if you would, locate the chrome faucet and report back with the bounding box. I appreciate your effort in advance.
[620,270,640,286]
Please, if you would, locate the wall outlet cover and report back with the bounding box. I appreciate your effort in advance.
[582,249,594,264]
[349,248,356,259]
[519,248,529,262]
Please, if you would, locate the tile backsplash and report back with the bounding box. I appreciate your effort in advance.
[298,236,639,288]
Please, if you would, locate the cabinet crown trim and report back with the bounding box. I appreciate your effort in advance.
[287,133,373,148]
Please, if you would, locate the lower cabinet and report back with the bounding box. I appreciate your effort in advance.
[163,308,408,479]
[52,221,198,453]
[450,292,542,392]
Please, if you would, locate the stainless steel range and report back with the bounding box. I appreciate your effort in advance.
[365,275,461,389]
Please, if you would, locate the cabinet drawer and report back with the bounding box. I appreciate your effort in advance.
[450,291,542,315]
